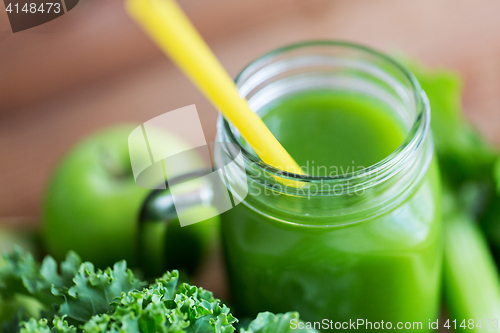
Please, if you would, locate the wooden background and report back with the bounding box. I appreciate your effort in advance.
[1,0,500,221]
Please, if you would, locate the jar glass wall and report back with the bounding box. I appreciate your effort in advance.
[214,41,442,330]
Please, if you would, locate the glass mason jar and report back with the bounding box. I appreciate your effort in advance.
[214,41,442,329]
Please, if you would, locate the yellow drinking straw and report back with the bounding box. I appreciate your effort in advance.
[126,0,305,184]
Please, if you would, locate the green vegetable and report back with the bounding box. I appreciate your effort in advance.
[42,124,216,277]
[0,249,316,333]
[0,248,81,322]
[81,271,237,333]
[494,157,500,192]
[444,211,500,323]
[52,261,145,324]
[0,225,38,265]
[21,317,77,333]
[406,59,500,327]
[442,187,500,327]
[0,248,145,325]
[240,312,316,333]
[406,61,497,183]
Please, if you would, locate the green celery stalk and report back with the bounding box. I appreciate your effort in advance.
[444,210,500,330]
[405,58,500,327]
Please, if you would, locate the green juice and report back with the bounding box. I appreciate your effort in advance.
[220,91,442,331]
[261,91,406,175]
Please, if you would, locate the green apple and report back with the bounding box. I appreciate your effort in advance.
[42,124,217,271]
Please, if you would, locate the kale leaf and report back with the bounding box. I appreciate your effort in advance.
[0,249,316,333]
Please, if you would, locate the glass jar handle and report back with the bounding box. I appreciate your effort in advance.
[137,169,218,276]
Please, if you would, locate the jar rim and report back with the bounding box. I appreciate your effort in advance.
[222,40,430,187]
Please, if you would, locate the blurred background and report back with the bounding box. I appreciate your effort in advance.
[1,0,500,223]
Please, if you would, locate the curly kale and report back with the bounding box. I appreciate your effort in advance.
[0,249,316,333]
